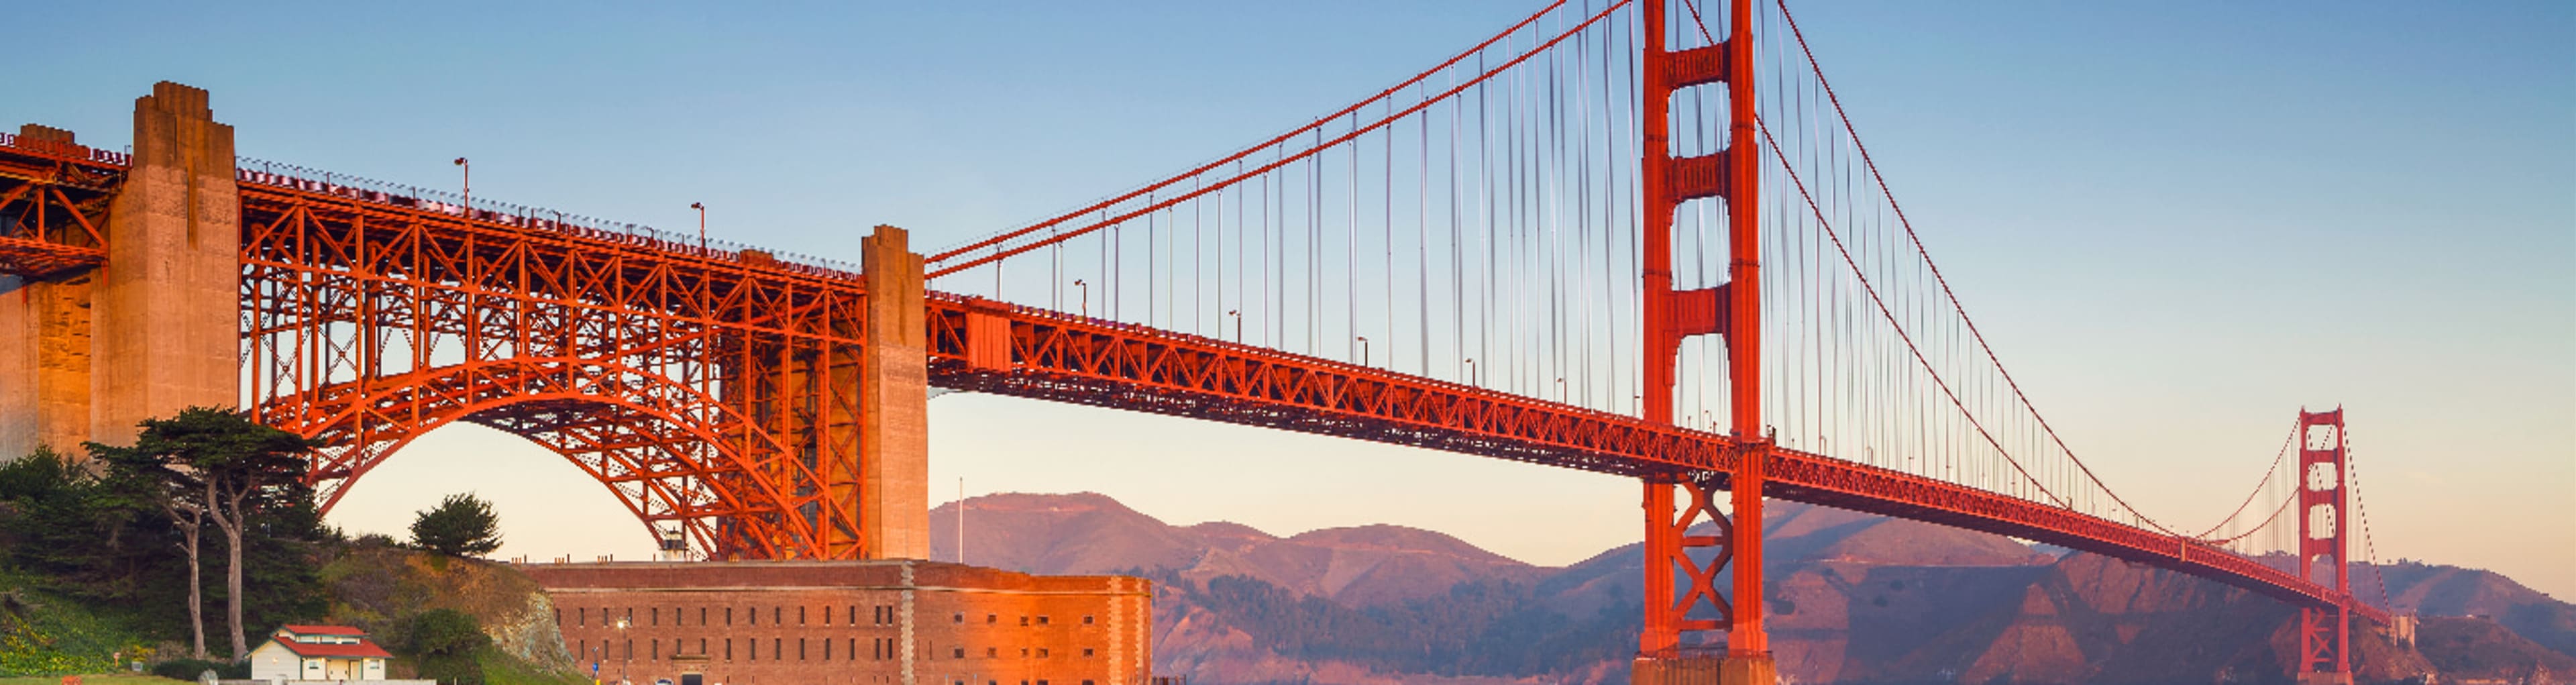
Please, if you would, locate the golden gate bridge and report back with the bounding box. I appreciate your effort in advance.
[0,1,2388,682]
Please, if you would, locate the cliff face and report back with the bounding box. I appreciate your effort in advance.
[320,544,580,675]
[935,492,2576,685]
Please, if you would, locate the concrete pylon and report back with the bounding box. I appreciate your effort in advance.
[0,83,237,462]
[860,225,928,560]
[91,82,239,447]
[0,126,97,461]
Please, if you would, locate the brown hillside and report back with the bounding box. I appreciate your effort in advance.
[2371,562,2576,658]
[929,492,1205,574]
[930,492,1541,607]
[2415,616,2576,681]
[931,492,2571,685]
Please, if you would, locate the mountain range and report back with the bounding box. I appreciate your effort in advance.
[928,492,2575,684]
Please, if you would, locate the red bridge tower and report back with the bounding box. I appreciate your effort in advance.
[2298,408,2353,684]
[1636,0,1773,683]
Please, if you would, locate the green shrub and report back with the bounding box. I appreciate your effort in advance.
[409,494,502,558]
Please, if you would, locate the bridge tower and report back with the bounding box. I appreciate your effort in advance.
[1637,0,1772,683]
[2297,408,2352,684]
[0,82,239,458]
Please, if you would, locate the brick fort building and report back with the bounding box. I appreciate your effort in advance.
[526,560,1152,685]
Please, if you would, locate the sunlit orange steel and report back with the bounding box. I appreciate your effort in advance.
[0,131,2385,623]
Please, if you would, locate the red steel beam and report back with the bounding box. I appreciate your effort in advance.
[1,131,2381,619]
[927,294,2385,621]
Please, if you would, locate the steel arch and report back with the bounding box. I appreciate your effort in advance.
[261,357,824,560]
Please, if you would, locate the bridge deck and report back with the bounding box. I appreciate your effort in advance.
[923,294,2386,623]
[0,135,2382,624]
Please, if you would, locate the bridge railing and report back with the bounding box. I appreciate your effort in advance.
[229,155,866,282]
[0,131,133,167]
[0,131,867,282]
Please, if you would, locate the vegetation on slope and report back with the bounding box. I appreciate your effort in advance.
[0,574,153,677]
[0,410,584,684]
[321,541,584,685]
[0,441,323,676]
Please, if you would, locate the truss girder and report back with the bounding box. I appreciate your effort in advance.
[237,183,868,560]
[0,150,118,280]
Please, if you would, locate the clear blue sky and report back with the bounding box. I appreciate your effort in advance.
[8,2,2569,598]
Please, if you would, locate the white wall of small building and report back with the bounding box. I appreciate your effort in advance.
[246,641,300,682]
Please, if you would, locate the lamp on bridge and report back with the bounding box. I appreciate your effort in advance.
[451,157,468,217]
[1356,336,1369,368]
[1073,279,1088,317]
[691,202,706,250]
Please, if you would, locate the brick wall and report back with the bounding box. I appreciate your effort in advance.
[523,560,1150,685]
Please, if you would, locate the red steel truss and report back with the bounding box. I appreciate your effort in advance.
[232,175,871,561]
[2,120,2385,643]
[0,132,119,278]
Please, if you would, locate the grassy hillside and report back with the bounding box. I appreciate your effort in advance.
[0,541,588,685]
[0,677,188,685]
[0,575,152,678]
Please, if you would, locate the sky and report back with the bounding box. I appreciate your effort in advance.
[6,3,2569,599]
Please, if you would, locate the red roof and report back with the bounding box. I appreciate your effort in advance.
[272,638,392,660]
[278,625,368,636]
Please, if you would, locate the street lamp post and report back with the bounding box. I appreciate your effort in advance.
[1462,358,1477,386]
[452,157,470,218]
[1073,280,1089,317]
[1226,310,1241,343]
[1355,336,1369,368]
[614,617,631,684]
[690,203,706,251]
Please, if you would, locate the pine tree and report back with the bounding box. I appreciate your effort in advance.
[409,493,503,558]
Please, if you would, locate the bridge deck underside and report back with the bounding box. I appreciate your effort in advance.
[925,293,2384,622]
[0,149,115,280]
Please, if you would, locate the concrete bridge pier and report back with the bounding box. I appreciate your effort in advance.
[0,82,237,460]
[859,225,929,560]
[0,125,95,461]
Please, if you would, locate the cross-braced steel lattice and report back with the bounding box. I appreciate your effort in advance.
[236,180,869,560]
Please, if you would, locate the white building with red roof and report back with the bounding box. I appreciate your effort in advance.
[247,624,397,682]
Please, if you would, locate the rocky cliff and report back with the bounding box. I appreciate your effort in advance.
[320,543,582,680]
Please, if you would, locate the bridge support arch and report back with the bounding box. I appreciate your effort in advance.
[261,358,836,560]
[2,81,934,562]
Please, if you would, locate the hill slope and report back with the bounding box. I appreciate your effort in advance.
[945,492,2576,684]
[930,493,1543,608]
[320,544,584,684]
